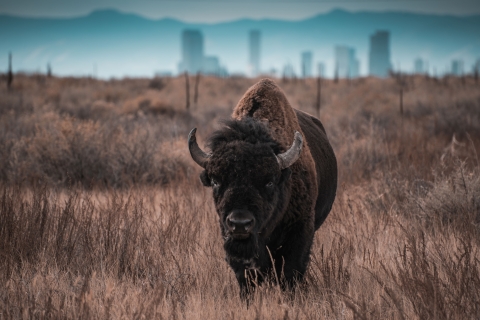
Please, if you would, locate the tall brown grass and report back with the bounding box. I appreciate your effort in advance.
[0,74,479,319]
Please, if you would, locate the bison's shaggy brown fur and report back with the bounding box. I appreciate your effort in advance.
[189,78,337,298]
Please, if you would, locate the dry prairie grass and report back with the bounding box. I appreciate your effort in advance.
[0,74,479,319]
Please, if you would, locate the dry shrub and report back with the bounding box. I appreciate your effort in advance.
[383,228,480,319]
[0,89,195,188]
[148,77,167,91]
[3,113,191,188]
[408,163,480,228]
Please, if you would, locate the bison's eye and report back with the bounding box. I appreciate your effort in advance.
[211,178,220,188]
[265,181,274,189]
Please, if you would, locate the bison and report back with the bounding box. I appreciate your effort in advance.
[188,79,337,297]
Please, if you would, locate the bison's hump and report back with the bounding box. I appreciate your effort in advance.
[232,78,300,150]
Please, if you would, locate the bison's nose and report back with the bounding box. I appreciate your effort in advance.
[226,211,255,234]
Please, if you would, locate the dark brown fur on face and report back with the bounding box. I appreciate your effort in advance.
[189,78,337,299]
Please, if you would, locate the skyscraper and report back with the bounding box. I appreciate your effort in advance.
[369,30,391,77]
[201,56,228,76]
[249,30,261,77]
[335,46,349,78]
[414,58,424,74]
[317,62,325,77]
[475,59,480,74]
[451,60,464,76]
[203,56,220,75]
[351,58,360,78]
[283,63,295,78]
[301,51,312,78]
[179,30,204,74]
[335,46,359,78]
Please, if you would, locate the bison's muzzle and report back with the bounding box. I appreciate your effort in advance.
[226,210,255,239]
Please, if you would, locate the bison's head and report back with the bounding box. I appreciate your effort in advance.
[188,119,302,263]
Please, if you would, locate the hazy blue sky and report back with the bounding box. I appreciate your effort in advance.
[2,1,479,78]
[1,0,480,21]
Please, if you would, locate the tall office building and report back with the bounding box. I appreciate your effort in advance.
[203,56,220,75]
[179,30,204,74]
[301,51,313,78]
[451,60,464,76]
[351,58,360,78]
[369,30,391,77]
[283,63,295,78]
[414,58,424,74]
[335,46,349,78]
[249,30,261,77]
[335,46,359,78]
[317,62,325,77]
[201,56,228,76]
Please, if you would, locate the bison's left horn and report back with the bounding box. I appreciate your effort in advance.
[276,131,303,169]
[188,128,210,168]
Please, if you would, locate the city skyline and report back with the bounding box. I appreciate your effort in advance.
[2,9,479,78]
[177,27,473,79]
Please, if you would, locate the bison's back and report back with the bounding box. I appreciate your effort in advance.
[295,109,337,230]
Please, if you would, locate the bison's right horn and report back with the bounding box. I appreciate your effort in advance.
[188,128,210,168]
[276,131,303,169]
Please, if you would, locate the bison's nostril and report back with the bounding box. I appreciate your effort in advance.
[226,215,255,233]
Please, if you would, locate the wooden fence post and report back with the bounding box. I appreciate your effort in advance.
[194,72,200,107]
[184,71,190,110]
[399,87,404,116]
[316,76,321,117]
[7,52,13,90]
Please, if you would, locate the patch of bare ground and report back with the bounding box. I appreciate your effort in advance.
[0,74,479,319]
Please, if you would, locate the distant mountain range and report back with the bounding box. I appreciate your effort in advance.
[1,9,479,78]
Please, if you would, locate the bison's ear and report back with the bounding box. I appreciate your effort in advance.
[200,170,211,187]
[279,168,291,184]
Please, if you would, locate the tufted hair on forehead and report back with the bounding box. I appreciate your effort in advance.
[207,118,283,155]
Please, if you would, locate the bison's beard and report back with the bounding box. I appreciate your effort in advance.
[224,233,265,264]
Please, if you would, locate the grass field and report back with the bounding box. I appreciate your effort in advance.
[0,74,479,319]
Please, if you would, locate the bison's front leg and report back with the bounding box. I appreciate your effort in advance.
[271,220,315,290]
